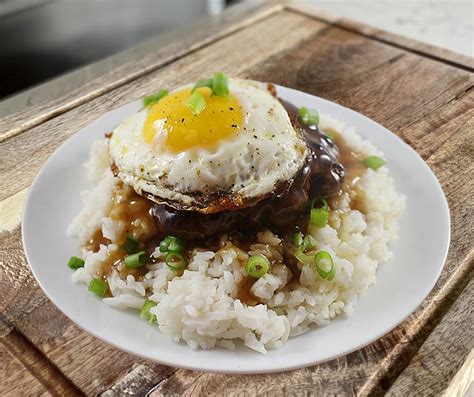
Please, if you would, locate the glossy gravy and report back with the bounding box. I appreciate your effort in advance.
[328,129,367,213]
[236,276,260,306]
[233,129,366,305]
[85,182,158,280]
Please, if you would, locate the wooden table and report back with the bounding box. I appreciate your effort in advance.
[1,2,473,395]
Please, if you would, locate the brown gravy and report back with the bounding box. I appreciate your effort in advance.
[231,129,366,305]
[85,229,110,252]
[236,276,260,306]
[84,182,159,280]
[328,129,367,213]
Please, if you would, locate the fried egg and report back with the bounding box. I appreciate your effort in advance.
[109,79,308,213]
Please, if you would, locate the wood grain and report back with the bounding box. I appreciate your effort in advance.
[1,328,82,396]
[387,274,474,396]
[0,344,50,397]
[287,1,474,71]
[0,3,473,396]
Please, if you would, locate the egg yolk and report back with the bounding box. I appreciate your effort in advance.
[143,88,244,152]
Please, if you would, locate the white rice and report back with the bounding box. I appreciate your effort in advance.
[67,114,405,353]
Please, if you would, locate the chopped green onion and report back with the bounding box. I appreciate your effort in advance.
[143,89,168,107]
[310,196,329,211]
[293,232,304,247]
[314,251,336,281]
[159,235,185,253]
[298,107,320,126]
[192,78,213,92]
[211,72,229,97]
[122,236,140,254]
[124,251,147,268]
[303,235,317,250]
[310,196,329,228]
[67,256,84,270]
[165,251,187,271]
[140,299,157,324]
[310,208,329,228]
[186,91,206,115]
[88,278,108,296]
[363,156,386,170]
[246,255,270,278]
[294,248,313,265]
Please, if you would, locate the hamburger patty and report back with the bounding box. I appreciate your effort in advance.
[150,97,345,240]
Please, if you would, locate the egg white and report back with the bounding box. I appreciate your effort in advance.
[109,79,308,212]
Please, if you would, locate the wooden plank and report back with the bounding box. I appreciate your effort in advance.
[286,2,474,71]
[0,7,472,395]
[0,245,173,396]
[0,343,51,397]
[101,364,169,397]
[387,275,474,396]
[0,187,27,233]
[445,350,474,397]
[1,328,82,396]
[356,117,474,394]
[0,1,282,142]
[243,26,473,155]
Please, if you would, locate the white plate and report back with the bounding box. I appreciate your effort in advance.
[22,85,450,374]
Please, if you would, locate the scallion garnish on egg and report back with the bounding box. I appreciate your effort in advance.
[143,89,168,107]
[212,72,230,97]
[186,91,207,115]
[298,106,320,126]
[192,78,214,92]
[191,72,229,97]
[363,156,386,170]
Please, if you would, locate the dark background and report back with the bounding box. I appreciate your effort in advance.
[0,0,235,99]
